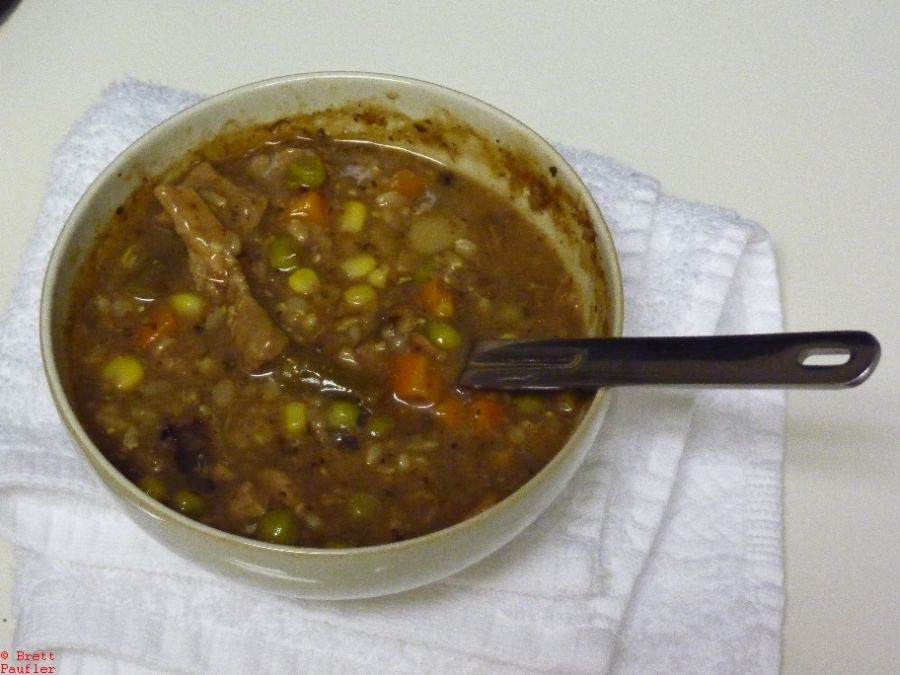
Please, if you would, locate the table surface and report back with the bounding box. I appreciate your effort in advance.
[1,2,898,673]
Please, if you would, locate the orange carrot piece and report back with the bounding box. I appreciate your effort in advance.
[471,395,506,432]
[390,351,442,404]
[419,279,454,318]
[435,394,506,434]
[284,190,329,225]
[388,169,428,202]
[133,302,178,350]
[433,397,467,428]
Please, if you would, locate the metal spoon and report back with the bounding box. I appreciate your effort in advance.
[459,331,880,390]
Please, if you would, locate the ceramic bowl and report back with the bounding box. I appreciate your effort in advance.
[40,72,623,599]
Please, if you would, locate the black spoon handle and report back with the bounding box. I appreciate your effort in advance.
[459,331,880,390]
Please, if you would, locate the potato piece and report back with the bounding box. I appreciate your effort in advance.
[406,213,463,254]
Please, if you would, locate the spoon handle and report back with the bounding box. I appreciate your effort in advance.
[459,331,880,390]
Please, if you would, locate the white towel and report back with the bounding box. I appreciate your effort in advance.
[0,80,784,674]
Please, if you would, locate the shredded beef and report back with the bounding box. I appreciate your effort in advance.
[155,184,288,370]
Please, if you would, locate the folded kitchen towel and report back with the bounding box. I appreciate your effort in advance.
[0,80,785,674]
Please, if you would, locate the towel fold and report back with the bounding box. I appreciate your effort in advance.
[0,80,784,674]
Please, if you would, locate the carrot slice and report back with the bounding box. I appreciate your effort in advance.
[388,169,427,202]
[283,190,329,226]
[471,395,506,432]
[433,397,467,428]
[419,278,454,318]
[434,394,507,434]
[133,302,178,350]
[390,351,442,405]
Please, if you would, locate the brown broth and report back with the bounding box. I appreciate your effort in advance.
[67,135,591,547]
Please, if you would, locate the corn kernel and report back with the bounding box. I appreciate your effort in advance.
[288,267,320,294]
[343,283,376,307]
[283,401,308,436]
[102,356,144,390]
[340,254,377,279]
[367,264,389,289]
[339,200,367,232]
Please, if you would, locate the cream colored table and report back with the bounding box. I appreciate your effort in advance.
[1,3,897,673]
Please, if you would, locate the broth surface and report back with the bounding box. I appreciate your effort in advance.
[67,134,590,547]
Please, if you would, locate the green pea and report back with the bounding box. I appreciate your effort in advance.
[344,492,381,521]
[412,260,434,283]
[137,475,167,501]
[366,416,394,438]
[167,292,206,321]
[426,321,462,350]
[267,235,300,271]
[326,400,360,430]
[255,508,300,545]
[172,489,205,516]
[285,154,327,190]
[514,394,545,415]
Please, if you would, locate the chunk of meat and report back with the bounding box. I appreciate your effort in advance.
[228,481,267,521]
[225,286,289,372]
[155,184,288,370]
[182,162,267,235]
[254,469,299,507]
[154,184,239,296]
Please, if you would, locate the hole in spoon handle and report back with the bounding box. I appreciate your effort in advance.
[789,331,881,386]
